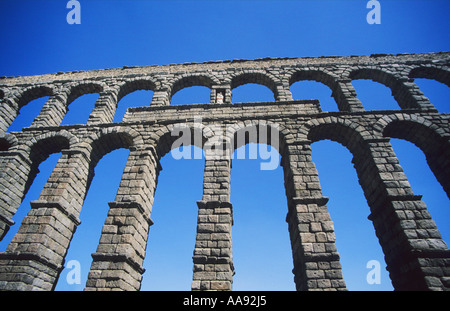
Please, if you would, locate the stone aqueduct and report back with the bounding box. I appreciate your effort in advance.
[0,52,449,291]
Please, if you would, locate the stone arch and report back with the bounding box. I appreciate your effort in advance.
[303,117,450,290]
[65,81,106,106]
[70,127,142,204]
[288,69,342,111]
[168,73,219,104]
[11,131,73,202]
[348,67,419,110]
[409,66,450,87]
[289,68,339,90]
[229,71,280,102]
[0,131,73,246]
[225,119,287,155]
[375,114,450,198]
[57,82,107,125]
[13,84,56,110]
[152,122,214,160]
[116,78,158,104]
[26,131,74,164]
[83,127,142,168]
[5,85,60,130]
[301,117,374,154]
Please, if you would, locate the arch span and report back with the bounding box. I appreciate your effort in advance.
[409,66,450,87]
[116,78,157,104]
[230,71,280,102]
[169,74,218,103]
[377,115,450,198]
[65,81,105,106]
[348,67,420,110]
[14,85,55,110]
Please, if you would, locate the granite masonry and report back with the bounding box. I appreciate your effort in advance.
[0,52,449,291]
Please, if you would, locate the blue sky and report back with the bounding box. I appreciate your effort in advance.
[0,0,449,291]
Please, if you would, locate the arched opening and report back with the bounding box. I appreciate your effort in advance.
[7,96,49,132]
[46,130,136,290]
[170,86,211,105]
[114,90,154,122]
[383,119,450,200]
[54,148,130,291]
[290,81,338,112]
[140,145,203,290]
[60,93,100,125]
[169,75,215,106]
[311,140,393,290]
[389,138,450,245]
[230,72,278,103]
[114,79,156,122]
[0,135,72,233]
[351,79,399,110]
[0,152,61,252]
[231,83,275,103]
[230,142,293,290]
[413,78,450,113]
[120,107,206,290]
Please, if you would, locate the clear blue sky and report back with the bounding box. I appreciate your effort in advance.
[0,0,449,291]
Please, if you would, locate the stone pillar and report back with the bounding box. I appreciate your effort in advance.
[275,84,292,102]
[282,141,347,291]
[29,94,68,128]
[0,99,19,132]
[353,138,449,290]
[85,147,161,291]
[333,80,365,112]
[280,80,294,102]
[392,79,438,111]
[0,150,34,241]
[151,89,170,106]
[86,91,119,125]
[0,149,91,291]
[192,152,234,291]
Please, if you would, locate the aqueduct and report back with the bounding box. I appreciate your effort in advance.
[0,52,449,291]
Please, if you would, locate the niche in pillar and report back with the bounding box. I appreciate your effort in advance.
[214,89,226,104]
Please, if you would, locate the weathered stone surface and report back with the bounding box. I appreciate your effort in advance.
[0,52,449,291]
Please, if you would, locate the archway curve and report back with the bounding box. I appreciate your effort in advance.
[64,81,106,106]
[288,68,339,90]
[15,132,73,200]
[28,135,69,165]
[81,127,142,167]
[168,73,219,103]
[115,77,158,105]
[375,114,450,198]
[347,67,416,110]
[301,116,374,155]
[151,122,215,161]
[287,69,341,111]
[224,120,289,155]
[22,130,76,162]
[409,65,450,87]
[13,84,56,110]
[229,71,280,102]
[374,114,450,152]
